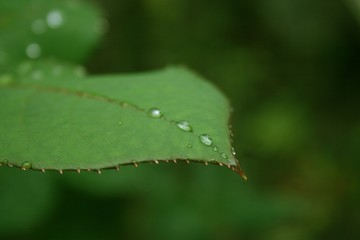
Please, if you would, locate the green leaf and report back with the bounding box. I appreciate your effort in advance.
[0,61,246,179]
[0,0,104,69]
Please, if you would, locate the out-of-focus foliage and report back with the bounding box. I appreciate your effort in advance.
[0,0,359,239]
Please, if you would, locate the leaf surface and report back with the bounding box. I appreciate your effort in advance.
[0,61,245,178]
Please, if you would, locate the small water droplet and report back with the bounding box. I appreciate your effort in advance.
[220,152,228,159]
[21,161,32,170]
[199,134,213,146]
[26,43,41,59]
[187,144,192,148]
[212,146,218,152]
[231,147,236,156]
[47,10,64,29]
[176,120,192,132]
[148,108,162,118]
[31,19,47,34]
[117,121,123,126]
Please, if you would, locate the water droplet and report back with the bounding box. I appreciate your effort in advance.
[176,120,193,132]
[148,108,162,118]
[31,19,47,34]
[187,144,192,148]
[231,147,236,156]
[21,161,32,170]
[212,146,218,152]
[26,43,41,59]
[117,121,123,126]
[220,152,228,159]
[199,134,213,146]
[46,10,64,29]
[0,74,14,86]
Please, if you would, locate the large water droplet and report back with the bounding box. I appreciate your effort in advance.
[199,134,213,146]
[148,108,162,118]
[47,10,64,29]
[176,120,192,132]
[26,43,41,59]
[31,19,47,34]
[21,161,32,170]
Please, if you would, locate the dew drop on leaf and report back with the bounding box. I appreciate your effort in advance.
[212,146,218,152]
[26,43,41,59]
[187,144,192,148]
[21,161,32,170]
[231,147,236,156]
[148,108,162,118]
[176,120,193,132]
[199,134,213,146]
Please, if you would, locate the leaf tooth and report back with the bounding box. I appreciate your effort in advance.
[59,170,63,174]
[154,160,159,164]
[77,169,81,174]
[173,159,177,164]
[97,169,101,174]
[41,169,46,173]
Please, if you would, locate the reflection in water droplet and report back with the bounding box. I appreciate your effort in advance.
[176,120,192,132]
[220,152,228,159]
[31,19,47,34]
[212,146,218,152]
[231,147,236,156]
[148,108,162,118]
[21,161,32,170]
[199,134,213,146]
[47,10,64,29]
[26,43,41,59]
[187,144,192,148]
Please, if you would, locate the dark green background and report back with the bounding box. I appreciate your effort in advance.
[1,0,359,239]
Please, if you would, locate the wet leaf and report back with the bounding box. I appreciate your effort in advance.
[0,61,245,178]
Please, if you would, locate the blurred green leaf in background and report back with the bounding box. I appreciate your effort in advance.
[1,0,360,239]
